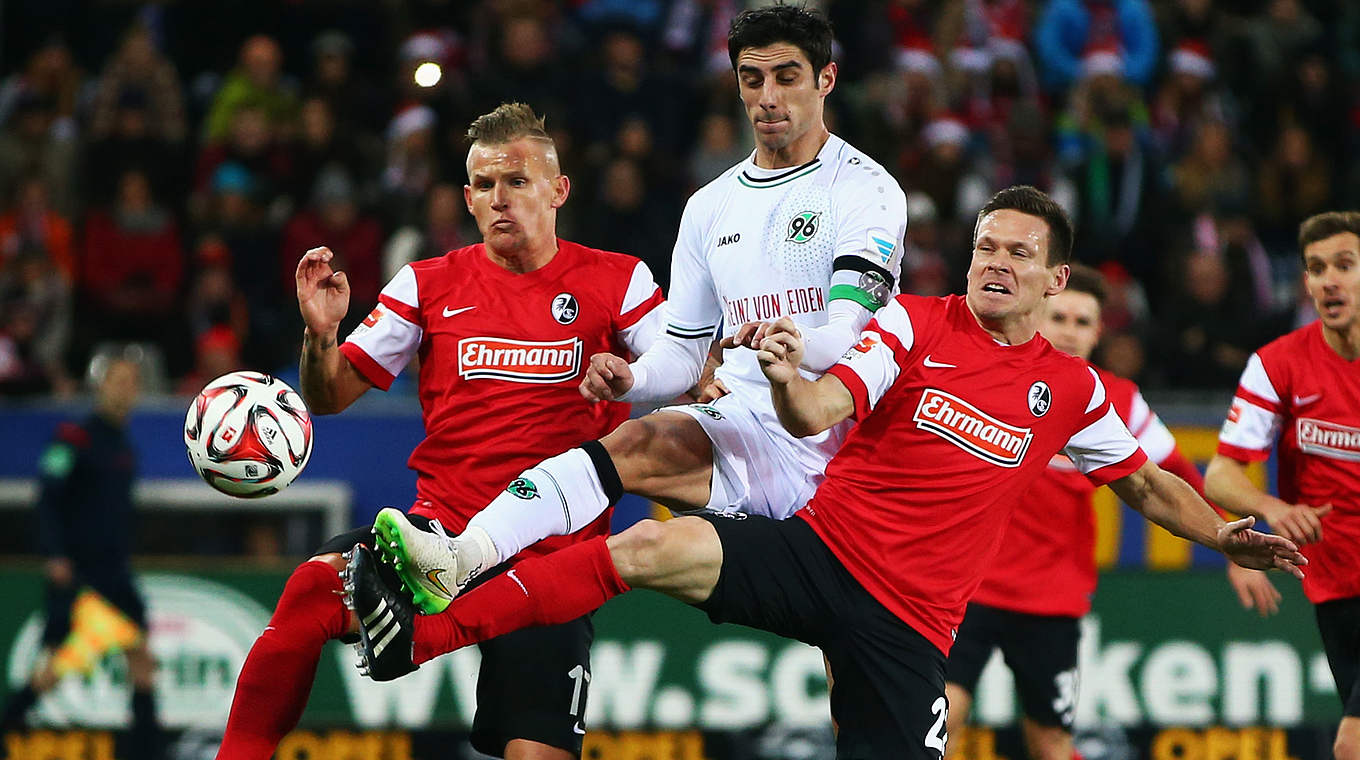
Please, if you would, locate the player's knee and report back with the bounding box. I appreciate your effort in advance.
[609,519,670,583]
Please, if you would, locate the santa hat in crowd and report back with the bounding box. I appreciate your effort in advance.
[1081,43,1124,80]
[896,37,943,80]
[387,104,437,143]
[1169,39,1215,79]
[923,114,970,149]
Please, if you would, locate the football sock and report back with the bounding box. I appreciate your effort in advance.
[216,559,349,760]
[464,441,624,566]
[130,688,162,760]
[412,536,628,664]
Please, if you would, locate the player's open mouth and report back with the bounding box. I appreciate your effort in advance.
[982,283,1011,294]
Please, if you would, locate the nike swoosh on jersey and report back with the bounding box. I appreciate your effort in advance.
[443,306,475,317]
[507,569,528,596]
[1294,393,1323,406]
[923,355,956,368]
[573,722,586,735]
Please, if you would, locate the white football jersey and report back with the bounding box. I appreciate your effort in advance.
[666,133,908,472]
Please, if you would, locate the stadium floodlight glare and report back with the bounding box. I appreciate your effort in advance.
[413,61,442,88]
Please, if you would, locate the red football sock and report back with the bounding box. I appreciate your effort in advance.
[216,559,350,759]
[413,536,628,665]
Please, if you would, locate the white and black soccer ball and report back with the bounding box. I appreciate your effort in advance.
[184,371,313,498]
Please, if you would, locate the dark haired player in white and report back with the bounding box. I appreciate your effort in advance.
[1207,211,1360,760]
[214,103,663,760]
[348,186,1305,760]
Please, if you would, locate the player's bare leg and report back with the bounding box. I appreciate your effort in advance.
[944,684,972,758]
[1335,717,1360,760]
[375,413,716,612]
[1020,719,1072,760]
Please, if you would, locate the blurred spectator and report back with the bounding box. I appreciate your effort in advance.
[185,236,249,347]
[1169,119,1250,220]
[395,29,469,119]
[1156,248,1259,389]
[0,249,73,396]
[176,325,243,396]
[579,157,674,292]
[576,0,668,32]
[0,37,84,132]
[468,16,568,128]
[1068,101,1165,292]
[912,114,975,226]
[383,182,468,282]
[288,96,372,210]
[901,191,952,297]
[1150,39,1232,160]
[1269,47,1348,165]
[194,103,294,222]
[382,105,440,227]
[280,166,383,330]
[575,26,689,163]
[1034,0,1160,92]
[84,88,185,208]
[0,93,78,217]
[967,101,1077,221]
[689,112,749,188]
[202,35,299,142]
[197,163,287,372]
[1256,125,1333,249]
[88,22,186,143]
[78,169,185,369]
[306,29,387,137]
[1240,0,1322,100]
[0,174,74,283]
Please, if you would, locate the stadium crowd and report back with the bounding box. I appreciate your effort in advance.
[0,0,1355,397]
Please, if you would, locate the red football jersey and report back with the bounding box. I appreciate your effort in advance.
[807,295,1147,654]
[971,368,1192,617]
[340,240,664,558]
[1218,321,1360,604]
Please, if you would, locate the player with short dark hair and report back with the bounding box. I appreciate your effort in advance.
[370,4,910,619]
[213,102,664,760]
[943,263,1280,760]
[347,185,1304,760]
[1206,210,1360,760]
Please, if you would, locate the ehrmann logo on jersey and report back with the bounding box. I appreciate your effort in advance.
[787,211,821,243]
[1296,418,1360,462]
[913,388,1034,467]
[458,337,582,383]
[507,478,540,499]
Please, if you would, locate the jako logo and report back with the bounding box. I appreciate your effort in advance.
[913,388,1033,467]
[1297,418,1360,462]
[717,233,740,247]
[459,337,582,383]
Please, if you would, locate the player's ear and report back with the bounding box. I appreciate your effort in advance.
[1046,263,1071,297]
[818,62,837,96]
[463,185,473,213]
[551,174,570,209]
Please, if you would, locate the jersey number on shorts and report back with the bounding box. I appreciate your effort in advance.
[568,663,592,734]
[925,696,949,756]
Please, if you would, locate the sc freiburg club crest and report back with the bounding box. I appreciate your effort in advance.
[551,292,579,325]
[1028,381,1052,417]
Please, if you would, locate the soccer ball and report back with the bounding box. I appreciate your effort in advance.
[184,371,314,498]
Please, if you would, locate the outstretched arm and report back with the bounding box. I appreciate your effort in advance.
[1110,461,1305,578]
[297,246,372,413]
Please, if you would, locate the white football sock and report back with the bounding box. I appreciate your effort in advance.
[465,447,610,565]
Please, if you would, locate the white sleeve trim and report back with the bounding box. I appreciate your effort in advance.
[1130,393,1177,463]
[383,264,419,310]
[1063,405,1141,475]
[833,298,913,410]
[1239,353,1281,405]
[1219,398,1283,454]
[1084,367,1107,413]
[620,305,664,357]
[621,260,660,315]
[343,303,422,379]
